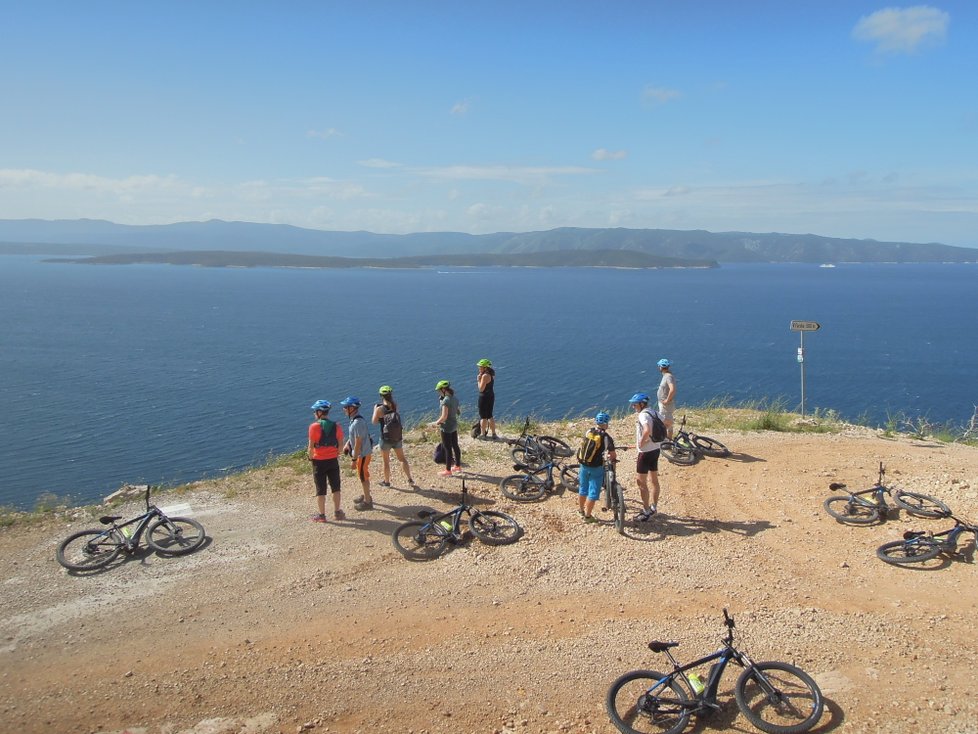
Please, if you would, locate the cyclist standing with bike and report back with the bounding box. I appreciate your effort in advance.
[577,411,617,523]
[308,400,345,522]
[630,392,663,521]
[656,358,676,440]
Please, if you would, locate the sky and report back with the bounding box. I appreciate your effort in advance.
[1,1,976,246]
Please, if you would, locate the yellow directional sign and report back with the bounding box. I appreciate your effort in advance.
[789,320,821,331]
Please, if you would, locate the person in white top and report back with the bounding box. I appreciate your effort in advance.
[656,358,676,440]
[629,392,662,522]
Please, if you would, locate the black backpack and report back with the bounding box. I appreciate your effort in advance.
[314,419,338,448]
[380,406,403,443]
[643,408,667,443]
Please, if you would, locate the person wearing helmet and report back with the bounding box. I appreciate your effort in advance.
[629,392,662,521]
[340,396,375,510]
[656,358,676,440]
[476,359,498,440]
[308,400,345,522]
[371,385,417,489]
[433,380,462,476]
[575,411,617,522]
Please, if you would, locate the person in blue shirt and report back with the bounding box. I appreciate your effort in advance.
[340,396,375,511]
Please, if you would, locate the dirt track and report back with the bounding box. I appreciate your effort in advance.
[2,424,977,734]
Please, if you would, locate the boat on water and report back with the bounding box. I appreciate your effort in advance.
[819,263,836,268]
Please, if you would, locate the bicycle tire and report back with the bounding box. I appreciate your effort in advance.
[56,529,122,571]
[614,482,626,535]
[560,463,581,492]
[735,661,824,734]
[391,521,448,561]
[510,445,547,470]
[499,473,547,502]
[892,490,951,518]
[661,441,697,466]
[146,517,206,555]
[606,669,690,734]
[690,434,730,458]
[537,435,574,458]
[469,510,523,545]
[876,538,943,565]
[823,495,880,524]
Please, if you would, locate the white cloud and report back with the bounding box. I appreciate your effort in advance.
[417,164,596,184]
[450,98,473,116]
[643,85,681,104]
[592,148,627,161]
[853,6,949,54]
[306,128,342,139]
[357,158,402,169]
[0,168,181,194]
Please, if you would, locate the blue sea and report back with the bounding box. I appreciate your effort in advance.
[1,255,976,510]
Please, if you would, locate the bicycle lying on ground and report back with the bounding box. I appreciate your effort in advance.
[606,609,824,734]
[499,444,579,501]
[507,416,574,470]
[660,415,731,466]
[56,487,206,571]
[824,462,950,525]
[876,511,978,565]
[391,479,523,560]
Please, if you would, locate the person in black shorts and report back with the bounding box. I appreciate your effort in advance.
[308,400,345,522]
[476,358,498,439]
[629,392,662,522]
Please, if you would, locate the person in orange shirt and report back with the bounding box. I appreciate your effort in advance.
[308,400,345,522]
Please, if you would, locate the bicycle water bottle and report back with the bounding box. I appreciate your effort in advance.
[438,519,453,531]
[688,673,705,694]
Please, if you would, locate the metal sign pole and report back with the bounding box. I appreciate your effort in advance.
[789,320,820,419]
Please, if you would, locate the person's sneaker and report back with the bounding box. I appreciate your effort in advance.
[354,499,374,510]
[379,480,391,488]
[439,469,453,477]
[583,515,597,523]
[635,509,653,522]
[334,509,346,521]
[310,514,327,523]
[451,465,463,474]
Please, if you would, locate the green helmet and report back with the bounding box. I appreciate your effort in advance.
[378,385,393,395]
[435,379,451,391]
[477,358,492,367]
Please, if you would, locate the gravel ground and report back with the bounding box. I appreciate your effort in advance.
[2,422,977,734]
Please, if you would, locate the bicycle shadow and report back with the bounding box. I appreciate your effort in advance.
[716,451,765,464]
[671,692,842,733]
[612,510,775,543]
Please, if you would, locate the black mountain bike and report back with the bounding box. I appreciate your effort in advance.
[499,445,579,501]
[57,487,206,571]
[607,609,824,734]
[391,480,523,560]
[877,511,978,565]
[824,462,950,525]
[507,416,574,470]
[661,415,730,466]
[601,455,626,535]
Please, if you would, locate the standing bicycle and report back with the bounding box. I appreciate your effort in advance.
[824,462,950,525]
[601,451,627,535]
[57,487,206,572]
[607,608,824,734]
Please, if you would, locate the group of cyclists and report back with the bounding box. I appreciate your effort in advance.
[305,357,676,526]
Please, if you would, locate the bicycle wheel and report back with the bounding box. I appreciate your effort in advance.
[614,482,626,535]
[56,529,122,571]
[893,490,951,518]
[876,538,942,565]
[560,463,581,492]
[606,669,690,734]
[146,517,206,555]
[469,510,522,545]
[735,661,824,734]
[511,445,547,470]
[499,473,547,502]
[537,435,573,458]
[391,521,448,561]
[690,434,730,458]
[661,441,697,466]
[823,496,880,524]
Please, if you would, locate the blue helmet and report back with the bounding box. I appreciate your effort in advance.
[629,392,649,405]
[595,411,611,425]
[339,396,361,408]
[657,358,672,368]
[310,399,331,412]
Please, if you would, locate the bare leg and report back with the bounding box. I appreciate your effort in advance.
[489,417,497,438]
[317,495,326,515]
[394,446,414,484]
[381,449,393,484]
[649,471,660,509]
[636,474,651,512]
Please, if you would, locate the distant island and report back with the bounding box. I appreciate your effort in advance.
[1,218,976,264]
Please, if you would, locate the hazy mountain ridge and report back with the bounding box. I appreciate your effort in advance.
[1,218,975,263]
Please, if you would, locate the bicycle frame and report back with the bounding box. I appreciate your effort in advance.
[416,482,476,541]
[906,521,976,554]
[650,645,744,712]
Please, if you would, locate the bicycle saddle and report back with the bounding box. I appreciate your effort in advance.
[417,510,434,519]
[100,515,122,524]
[828,482,847,490]
[512,463,530,471]
[903,530,927,540]
[648,641,680,652]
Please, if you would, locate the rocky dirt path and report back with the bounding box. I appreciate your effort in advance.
[2,425,977,734]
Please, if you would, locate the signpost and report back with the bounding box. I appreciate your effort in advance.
[789,321,821,417]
